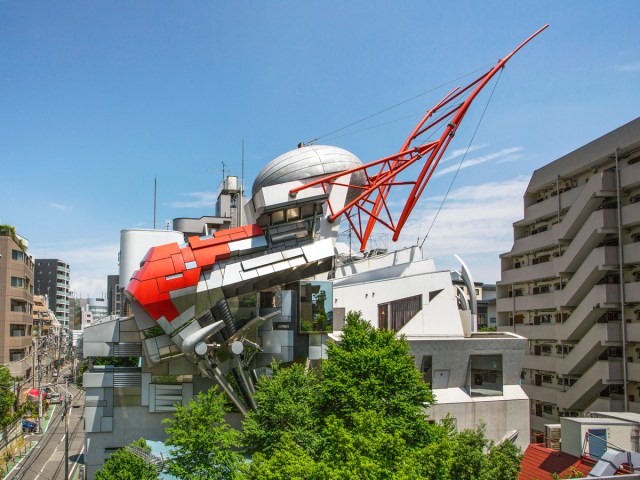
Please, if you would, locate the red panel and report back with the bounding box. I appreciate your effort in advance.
[229,231,248,240]
[143,243,181,262]
[140,257,176,280]
[127,278,163,306]
[193,244,231,267]
[147,298,180,322]
[181,246,195,263]
[156,267,201,294]
[244,224,264,237]
[171,253,186,273]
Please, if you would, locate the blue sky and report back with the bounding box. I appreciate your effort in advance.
[1,1,639,298]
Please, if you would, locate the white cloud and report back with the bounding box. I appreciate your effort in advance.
[441,144,487,163]
[49,202,66,210]
[30,242,119,299]
[167,192,216,209]
[377,175,530,282]
[434,147,523,177]
[613,62,640,72]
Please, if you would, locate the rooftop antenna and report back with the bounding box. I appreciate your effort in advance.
[240,139,245,227]
[153,175,157,230]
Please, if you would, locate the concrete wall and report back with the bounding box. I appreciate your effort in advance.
[561,417,638,458]
[429,397,530,452]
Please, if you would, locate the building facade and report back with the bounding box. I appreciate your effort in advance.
[35,259,71,330]
[497,117,640,441]
[0,226,34,379]
[107,274,120,317]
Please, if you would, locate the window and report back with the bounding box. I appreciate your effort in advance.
[11,250,25,261]
[9,349,25,362]
[299,280,333,334]
[378,295,422,332]
[468,354,503,397]
[421,356,433,385]
[10,277,25,288]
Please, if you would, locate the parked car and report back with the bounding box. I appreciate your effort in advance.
[43,385,63,403]
[22,419,37,433]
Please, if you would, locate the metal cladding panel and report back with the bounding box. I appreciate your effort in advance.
[301,239,335,263]
[252,145,362,196]
[241,251,285,271]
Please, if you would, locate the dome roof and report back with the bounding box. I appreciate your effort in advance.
[252,145,362,196]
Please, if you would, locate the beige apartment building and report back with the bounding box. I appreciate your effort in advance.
[0,226,34,379]
[498,117,640,441]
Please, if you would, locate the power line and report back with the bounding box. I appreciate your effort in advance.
[304,63,494,146]
[419,68,504,249]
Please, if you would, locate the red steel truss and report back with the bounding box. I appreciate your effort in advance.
[289,24,549,252]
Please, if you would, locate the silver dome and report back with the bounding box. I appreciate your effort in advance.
[252,145,362,196]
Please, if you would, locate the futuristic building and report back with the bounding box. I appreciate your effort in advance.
[82,28,551,476]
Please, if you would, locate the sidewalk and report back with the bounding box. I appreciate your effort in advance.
[0,439,37,479]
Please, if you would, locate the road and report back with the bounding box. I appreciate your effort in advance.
[8,374,86,480]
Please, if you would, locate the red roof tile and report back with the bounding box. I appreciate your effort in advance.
[519,444,593,480]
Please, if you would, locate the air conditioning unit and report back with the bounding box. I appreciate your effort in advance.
[545,424,561,451]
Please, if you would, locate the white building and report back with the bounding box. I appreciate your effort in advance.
[333,247,529,450]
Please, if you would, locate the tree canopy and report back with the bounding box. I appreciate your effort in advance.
[0,366,17,428]
[163,386,245,480]
[94,438,159,480]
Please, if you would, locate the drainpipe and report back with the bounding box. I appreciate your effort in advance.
[615,148,629,412]
[557,175,561,223]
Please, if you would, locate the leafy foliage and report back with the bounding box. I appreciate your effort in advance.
[0,366,17,427]
[319,311,435,445]
[95,438,159,480]
[153,311,522,480]
[242,362,321,456]
[163,386,245,480]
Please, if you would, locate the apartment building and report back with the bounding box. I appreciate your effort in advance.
[35,258,71,330]
[497,117,640,441]
[0,226,34,379]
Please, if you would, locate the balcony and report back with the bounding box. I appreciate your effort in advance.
[523,351,560,372]
[522,380,563,405]
[501,260,555,285]
[524,186,581,223]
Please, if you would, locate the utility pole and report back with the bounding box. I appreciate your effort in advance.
[36,322,42,434]
[63,379,70,480]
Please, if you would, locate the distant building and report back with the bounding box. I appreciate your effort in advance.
[497,117,640,441]
[107,274,120,316]
[0,225,34,379]
[87,298,108,322]
[35,259,71,330]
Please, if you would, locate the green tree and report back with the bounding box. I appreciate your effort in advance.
[242,362,321,456]
[319,311,435,445]
[95,438,159,480]
[246,435,322,480]
[449,424,490,480]
[482,439,523,480]
[163,386,245,480]
[0,366,16,427]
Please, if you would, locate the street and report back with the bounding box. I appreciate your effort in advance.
[8,376,85,480]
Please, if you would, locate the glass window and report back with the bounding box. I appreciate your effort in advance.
[10,277,24,288]
[286,207,300,221]
[469,354,503,397]
[299,280,333,334]
[11,250,25,261]
[271,210,285,225]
